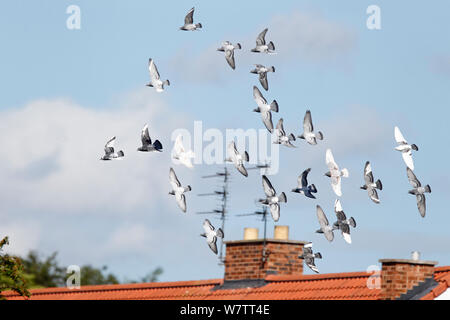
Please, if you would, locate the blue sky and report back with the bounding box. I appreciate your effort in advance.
[0,1,449,283]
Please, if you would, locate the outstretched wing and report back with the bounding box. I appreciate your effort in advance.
[104,136,116,155]
[394,126,407,145]
[225,49,236,69]
[368,188,380,204]
[305,257,319,273]
[184,7,194,25]
[148,59,161,81]
[402,151,415,171]
[407,167,421,188]
[298,168,311,188]
[259,72,269,91]
[256,28,268,46]
[269,203,280,222]
[303,110,314,133]
[262,175,276,197]
[174,135,186,155]
[207,237,218,254]
[416,194,426,217]
[227,141,239,162]
[253,86,267,106]
[203,219,215,234]
[141,124,152,146]
[364,161,374,184]
[176,192,187,213]
[169,167,181,189]
[276,118,286,136]
[316,205,329,227]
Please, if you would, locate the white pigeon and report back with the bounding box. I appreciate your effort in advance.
[325,149,349,197]
[100,136,124,160]
[169,167,191,213]
[360,161,382,204]
[298,242,322,274]
[201,219,224,255]
[251,28,275,54]
[146,59,170,93]
[259,175,287,222]
[179,7,202,31]
[172,135,195,169]
[274,118,296,148]
[394,126,418,171]
[332,199,356,244]
[406,168,431,218]
[225,141,249,177]
[250,64,275,91]
[315,205,335,242]
[252,86,279,133]
[217,41,241,70]
[298,110,323,145]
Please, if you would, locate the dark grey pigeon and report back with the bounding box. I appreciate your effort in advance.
[100,136,124,161]
[250,64,275,91]
[298,242,322,273]
[180,7,202,31]
[258,175,287,222]
[292,168,317,199]
[360,161,382,203]
[332,199,356,244]
[137,124,163,152]
[201,219,224,255]
[251,28,275,54]
[406,168,431,218]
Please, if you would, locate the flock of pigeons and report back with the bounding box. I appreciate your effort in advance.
[99,7,432,272]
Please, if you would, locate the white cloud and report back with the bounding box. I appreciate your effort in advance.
[0,222,41,256]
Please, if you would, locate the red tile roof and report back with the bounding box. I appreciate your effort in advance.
[3,267,450,300]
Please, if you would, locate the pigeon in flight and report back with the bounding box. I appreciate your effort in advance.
[201,219,224,255]
[292,168,318,199]
[332,199,356,244]
[406,168,431,218]
[172,134,195,169]
[169,167,191,213]
[259,175,287,222]
[325,149,349,197]
[180,7,202,31]
[100,136,124,161]
[250,64,275,91]
[394,126,418,171]
[274,118,296,148]
[315,205,335,242]
[298,242,322,274]
[251,28,275,54]
[217,41,242,70]
[146,59,170,93]
[360,161,382,204]
[137,124,163,152]
[225,141,249,177]
[298,110,323,145]
[252,86,279,133]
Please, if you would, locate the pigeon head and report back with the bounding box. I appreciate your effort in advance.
[250,69,258,74]
[200,233,206,238]
[253,108,260,113]
[168,191,175,195]
[360,185,368,190]
[408,189,416,195]
[316,229,324,234]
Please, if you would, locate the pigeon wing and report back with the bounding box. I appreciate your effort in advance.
[259,73,269,91]
[299,168,311,188]
[253,86,267,106]
[316,205,330,228]
[174,135,186,155]
[208,237,218,254]
[416,194,426,217]
[184,7,194,25]
[261,110,274,133]
[203,219,215,234]
[169,167,182,189]
[407,168,421,188]
[269,203,280,222]
[104,136,116,155]
[256,28,268,46]
[141,124,152,146]
[262,175,276,197]
[149,59,161,81]
[305,257,319,273]
[176,192,187,213]
[331,176,342,197]
[364,161,374,184]
[276,118,286,136]
[402,151,415,171]
[326,149,338,171]
[368,188,380,204]
[225,49,236,69]
[394,126,407,145]
[303,110,314,133]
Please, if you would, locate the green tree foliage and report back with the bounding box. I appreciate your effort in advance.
[0,237,31,299]
[79,265,119,285]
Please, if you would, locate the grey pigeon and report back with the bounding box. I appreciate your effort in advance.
[406,168,431,218]
[298,242,322,273]
[298,110,323,145]
[292,168,317,199]
[360,161,382,203]
[259,175,287,222]
[225,141,249,177]
[332,199,356,244]
[252,86,278,133]
[100,136,124,160]
[169,167,191,213]
[201,219,224,255]
[395,126,418,171]
[274,118,296,148]
[217,41,242,70]
[137,124,163,152]
[146,59,170,92]
[180,7,202,31]
[315,205,335,242]
[251,28,275,54]
[250,64,275,91]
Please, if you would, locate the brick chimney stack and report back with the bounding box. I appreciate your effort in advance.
[224,226,307,281]
[379,252,438,300]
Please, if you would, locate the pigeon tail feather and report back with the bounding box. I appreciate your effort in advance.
[278,192,287,203]
[317,131,324,140]
[153,140,163,151]
[270,100,279,112]
[269,66,275,72]
[216,228,224,238]
[196,23,202,28]
[268,41,275,51]
[243,151,250,162]
[348,217,356,228]
[163,79,170,86]
[425,185,431,193]
[376,179,382,190]
[117,150,125,157]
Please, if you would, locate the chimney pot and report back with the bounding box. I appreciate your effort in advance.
[243,228,259,240]
[411,251,420,261]
[274,226,289,240]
